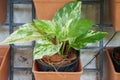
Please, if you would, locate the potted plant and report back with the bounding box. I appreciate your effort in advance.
[109,0,120,31]
[0,45,10,80]
[33,0,73,20]
[105,47,120,80]
[1,1,107,80]
[0,0,8,24]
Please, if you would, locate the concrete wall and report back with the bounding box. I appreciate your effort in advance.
[0,0,119,80]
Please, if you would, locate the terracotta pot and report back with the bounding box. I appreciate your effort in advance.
[0,0,8,24]
[33,0,73,20]
[32,59,83,80]
[112,0,120,2]
[111,47,120,72]
[104,47,120,80]
[0,45,10,80]
[109,0,120,31]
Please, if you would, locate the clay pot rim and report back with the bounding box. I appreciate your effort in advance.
[110,0,120,3]
[0,45,10,70]
[33,0,73,3]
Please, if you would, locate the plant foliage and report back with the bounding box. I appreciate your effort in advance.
[1,1,107,59]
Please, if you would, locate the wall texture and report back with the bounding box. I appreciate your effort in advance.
[0,0,118,80]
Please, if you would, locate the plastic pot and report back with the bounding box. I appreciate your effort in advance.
[36,51,80,72]
[36,56,79,72]
[33,0,73,20]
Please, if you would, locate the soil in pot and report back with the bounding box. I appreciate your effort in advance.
[37,48,79,72]
[111,47,120,72]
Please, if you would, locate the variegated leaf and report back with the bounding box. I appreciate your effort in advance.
[34,39,62,59]
[2,23,42,44]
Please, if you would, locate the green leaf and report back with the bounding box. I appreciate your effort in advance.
[1,0,108,60]
[80,30,108,43]
[69,37,87,50]
[53,1,81,27]
[34,38,62,59]
[70,30,108,50]
[33,20,55,35]
[2,23,42,44]
[34,20,64,43]
[52,1,83,43]
[70,42,87,50]
[67,18,93,38]
[56,25,69,42]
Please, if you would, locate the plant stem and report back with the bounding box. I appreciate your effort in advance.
[66,45,71,55]
[74,0,79,1]
[61,41,66,55]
